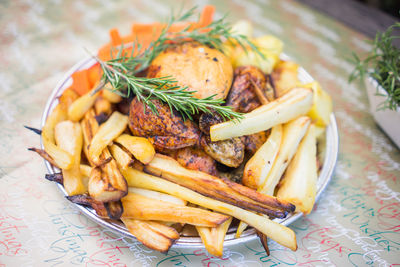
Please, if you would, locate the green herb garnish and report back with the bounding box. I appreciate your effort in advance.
[349,22,400,111]
[94,7,262,121]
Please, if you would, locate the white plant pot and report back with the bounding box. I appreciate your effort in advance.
[365,78,400,148]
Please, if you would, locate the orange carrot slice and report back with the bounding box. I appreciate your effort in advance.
[71,69,90,96]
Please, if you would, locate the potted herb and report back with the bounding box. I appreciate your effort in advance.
[349,22,400,148]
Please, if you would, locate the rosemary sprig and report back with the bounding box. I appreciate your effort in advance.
[349,22,400,111]
[97,56,243,121]
[95,7,263,121]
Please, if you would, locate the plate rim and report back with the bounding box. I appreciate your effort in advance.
[41,55,339,247]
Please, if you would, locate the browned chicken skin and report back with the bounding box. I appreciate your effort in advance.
[225,66,267,113]
[244,131,268,155]
[176,147,218,176]
[128,97,200,151]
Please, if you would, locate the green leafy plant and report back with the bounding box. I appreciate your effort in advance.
[93,7,263,121]
[349,22,400,111]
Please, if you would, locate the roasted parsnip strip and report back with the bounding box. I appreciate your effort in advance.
[210,88,313,141]
[66,194,108,217]
[123,168,297,251]
[59,88,79,110]
[88,111,128,166]
[277,124,317,214]
[79,164,92,177]
[104,200,124,220]
[196,217,232,257]
[55,121,86,195]
[236,116,310,237]
[121,218,179,253]
[42,104,73,169]
[121,193,229,227]
[259,116,311,195]
[68,87,101,122]
[103,83,123,103]
[128,187,187,206]
[145,154,292,217]
[114,134,155,164]
[94,97,112,116]
[81,109,128,202]
[45,173,63,184]
[109,144,134,170]
[28,147,60,168]
[243,125,283,189]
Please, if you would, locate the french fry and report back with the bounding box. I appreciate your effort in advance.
[128,187,187,206]
[242,125,283,189]
[42,104,73,169]
[277,124,317,214]
[121,193,229,227]
[114,134,155,164]
[88,111,128,166]
[123,168,297,251]
[103,84,123,103]
[210,88,313,141]
[54,121,86,195]
[109,144,134,170]
[68,87,101,122]
[121,218,179,253]
[258,116,311,195]
[145,154,293,218]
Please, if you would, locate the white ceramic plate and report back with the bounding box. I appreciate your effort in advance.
[41,55,339,247]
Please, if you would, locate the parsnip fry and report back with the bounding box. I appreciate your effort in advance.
[259,116,311,195]
[145,154,292,217]
[121,193,229,227]
[103,84,123,103]
[277,124,317,214]
[79,164,92,177]
[42,104,73,169]
[210,88,313,141]
[109,144,134,170]
[115,134,155,164]
[128,187,187,206]
[121,218,179,253]
[196,217,232,257]
[94,97,112,116]
[28,147,60,168]
[54,121,86,195]
[243,125,282,189]
[88,111,128,165]
[59,88,79,110]
[68,87,100,122]
[122,168,297,251]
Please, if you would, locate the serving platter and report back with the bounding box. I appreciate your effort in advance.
[41,55,339,248]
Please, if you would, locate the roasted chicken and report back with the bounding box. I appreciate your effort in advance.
[128,97,200,151]
[175,147,218,176]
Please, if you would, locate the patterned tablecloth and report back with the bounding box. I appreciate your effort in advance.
[1,0,399,266]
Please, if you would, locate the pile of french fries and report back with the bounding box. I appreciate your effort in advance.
[29,20,333,257]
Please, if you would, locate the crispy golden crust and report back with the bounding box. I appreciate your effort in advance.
[148,42,233,99]
[176,147,218,176]
[128,97,200,150]
[225,66,267,113]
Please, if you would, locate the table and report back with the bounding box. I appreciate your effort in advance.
[1,0,399,266]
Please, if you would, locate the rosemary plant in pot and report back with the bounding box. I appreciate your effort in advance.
[350,22,400,148]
